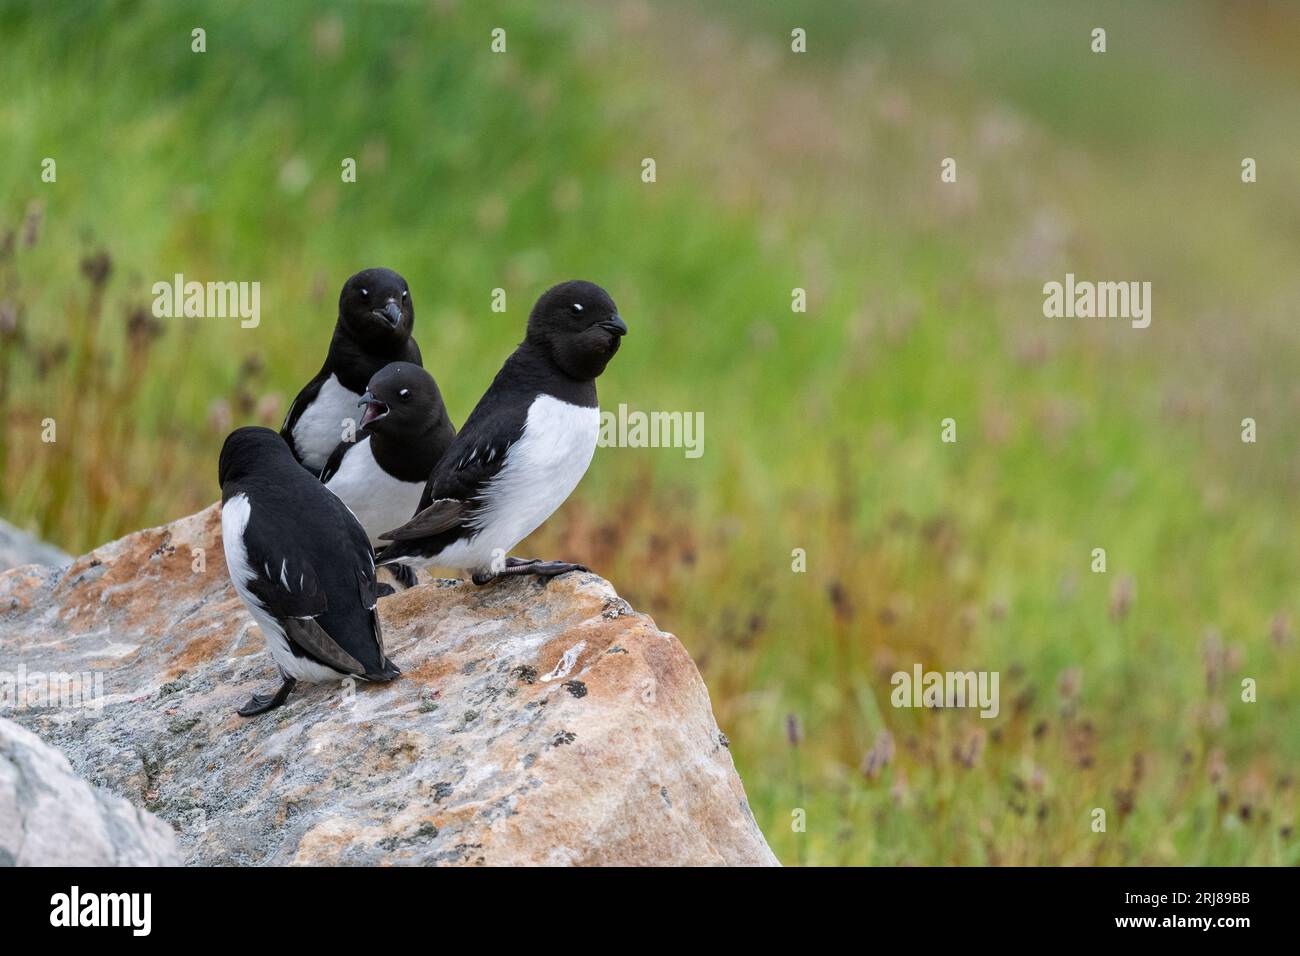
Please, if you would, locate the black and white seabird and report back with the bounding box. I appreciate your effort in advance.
[281,268,422,473]
[219,426,401,716]
[320,362,457,589]
[376,280,626,584]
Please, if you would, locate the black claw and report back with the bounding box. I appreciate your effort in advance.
[236,677,296,717]
[532,561,589,578]
[474,558,589,585]
[237,694,277,717]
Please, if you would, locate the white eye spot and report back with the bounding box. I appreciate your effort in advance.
[573,303,583,312]
[399,388,410,397]
[402,290,408,299]
[361,289,369,298]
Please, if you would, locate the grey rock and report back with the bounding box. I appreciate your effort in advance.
[0,717,180,865]
[0,505,777,866]
[0,518,70,573]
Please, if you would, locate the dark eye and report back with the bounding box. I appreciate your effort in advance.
[361,289,369,298]
[399,388,410,399]
[402,290,408,299]
[572,303,584,312]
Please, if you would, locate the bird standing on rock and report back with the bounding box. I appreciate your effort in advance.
[219,426,401,717]
[377,280,626,585]
[320,362,457,590]
[281,268,422,473]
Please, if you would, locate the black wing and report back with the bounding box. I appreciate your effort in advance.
[318,438,353,485]
[425,401,526,506]
[242,500,388,676]
[244,543,328,620]
[380,498,466,542]
[380,401,525,542]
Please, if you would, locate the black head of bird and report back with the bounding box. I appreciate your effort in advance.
[338,268,414,348]
[358,362,445,438]
[526,279,627,381]
[218,425,291,487]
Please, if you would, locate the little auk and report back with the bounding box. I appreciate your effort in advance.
[219,426,400,716]
[281,268,422,473]
[320,362,457,589]
[377,280,626,584]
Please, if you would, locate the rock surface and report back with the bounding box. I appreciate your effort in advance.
[0,517,70,573]
[0,716,180,865]
[0,505,776,866]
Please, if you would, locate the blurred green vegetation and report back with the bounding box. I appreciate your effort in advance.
[1,0,1297,864]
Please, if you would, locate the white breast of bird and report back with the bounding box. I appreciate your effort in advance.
[292,374,362,470]
[325,437,425,548]
[467,394,601,557]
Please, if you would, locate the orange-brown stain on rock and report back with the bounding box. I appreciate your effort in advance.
[532,614,648,692]
[401,656,459,687]
[292,826,352,866]
[57,560,166,632]
[48,505,226,635]
[635,625,695,701]
[377,582,464,630]
[166,632,230,677]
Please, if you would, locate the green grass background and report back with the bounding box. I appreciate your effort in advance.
[2,0,1297,864]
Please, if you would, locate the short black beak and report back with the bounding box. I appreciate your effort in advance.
[600,313,628,337]
[358,391,389,429]
[381,300,403,327]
